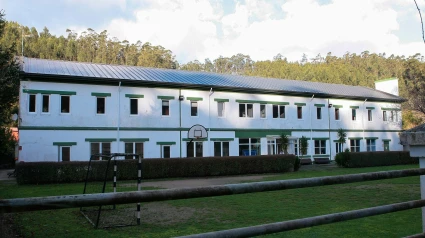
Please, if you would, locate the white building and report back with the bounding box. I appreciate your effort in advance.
[18,58,404,162]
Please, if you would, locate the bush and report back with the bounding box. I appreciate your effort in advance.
[335,151,417,168]
[16,155,296,185]
[294,156,301,171]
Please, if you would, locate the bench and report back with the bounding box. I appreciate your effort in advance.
[314,157,331,164]
[300,158,312,165]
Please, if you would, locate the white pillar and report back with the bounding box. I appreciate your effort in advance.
[420,157,425,232]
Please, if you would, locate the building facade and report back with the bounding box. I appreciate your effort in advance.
[18,58,404,162]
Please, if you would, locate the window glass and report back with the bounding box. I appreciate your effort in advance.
[61,147,70,161]
[162,100,169,116]
[273,105,279,118]
[368,110,372,121]
[125,143,133,159]
[239,138,260,156]
[191,101,198,116]
[61,95,70,113]
[314,140,326,154]
[187,142,194,157]
[260,104,266,118]
[317,107,321,119]
[335,142,341,153]
[239,104,245,117]
[247,104,253,117]
[352,109,356,121]
[130,98,138,115]
[135,143,144,158]
[218,102,225,117]
[29,94,36,112]
[97,97,105,114]
[350,139,360,152]
[297,106,302,119]
[214,142,221,157]
[383,111,387,121]
[102,143,111,156]
[223,142,229,156]
[91,143,100,160]
[279,106,285,118]
[335,108,340,120]
[366,139,376,151]
[384,141,390,151]
[42,95,49,113]
[163,145,171,158]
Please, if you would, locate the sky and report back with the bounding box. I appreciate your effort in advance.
[2,0,425,64]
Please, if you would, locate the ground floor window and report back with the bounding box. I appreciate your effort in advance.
[239,138,261,156]
[294,140,300,155]
[187,141,203,157]
[214,141,229,157]
[314,140,326,154]
[350,139,360,152]
[366,139,376,152]
[124,142,144,159]
[161,145,171,158]
[90,142,111,160]
[60,146,70,161]
[383,141,390,151]
[335,142,342,154]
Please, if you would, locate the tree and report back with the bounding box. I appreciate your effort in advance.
[300,136,309,156]
[403,55,425,115]
[336,128,347,153]
[0,10,19,166]
[280,133,289,154]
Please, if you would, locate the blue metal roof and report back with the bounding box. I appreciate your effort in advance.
[20,57,404,102]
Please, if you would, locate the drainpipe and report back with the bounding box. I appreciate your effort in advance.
[179,88,182,158]
[309,95,314,161]
[328,99,332,160]
[363,99,367,151]
[117,81,121,153]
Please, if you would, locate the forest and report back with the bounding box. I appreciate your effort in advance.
[1,20,425,130]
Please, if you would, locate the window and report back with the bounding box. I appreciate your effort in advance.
[297,106,302,119]
[350,139,360,152]
[389,111,398,122]
[162,100,169,116]
[191,101,198,116]
[61,95,70,113]
[383,111,387,121]
[335,108,340,120]
[316,107,322,119]
[352,109,357,121]
[366,139,376,151]
[368,109,372,121]
[161,145,171,158]
[239,103,253,118]
[335,142,342,154]
[96,97,105,114]
[42,95,49,113]
[217,102,225,117]
[130,98,138,115]
[90,142,111,160]
[124,142,144,159]
[214,141,229,157]
[383,141,390,151]
[29,94,36,112]
[187,141,203,157]
[273,105,285,118]
[239,138,261,156]
[294,140,300,156]
[314,140,326,154]
[260,104,266,118]
[267,139,277,155]
[61,147,70,161]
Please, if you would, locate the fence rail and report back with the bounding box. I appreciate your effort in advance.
[1,168,425,213]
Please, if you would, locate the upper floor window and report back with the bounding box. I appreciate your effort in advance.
[297,106,302,119]
[383,111,387,121]
[335,108,340,120]
[239,103,253,118]
[29,94,36,112]
[351,109,357,121]
[96,97,105,114]
[273,105,285,118]
[130,98,138,115]
[191,101,198,116]
[42,95,49,113]
[217,102,225,117]
[61,95,70,113]
[162,100,170,116]
[316,107,322,119]
[368,109,372,121]
[260,104,266,118]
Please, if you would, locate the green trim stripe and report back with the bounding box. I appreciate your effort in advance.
[91,92,111,97]
[350,106,359,109]
[157,96,175,100]
[214,98,229,102]
[120,138,149,142]
[314,104,325,107]
[187,97,203,101]
[53,142,77,146]
[312,138,329,140]
[267,101,289,105]
[313,155,329,158]
[333,105,343,108]
[211,138,235,141]
[182,138,207,141]
[125,94,144,98]
[85,138,117,142]
[294,103,306,106]
[381,107,401,111]
[382,139,392,142]
[23,89,76,95]
[366,107,375,110]
[365,137,379,140]
[348,137,363,140]
[236,130,291,138]
[236,99,263,104]
[156,142,176,145]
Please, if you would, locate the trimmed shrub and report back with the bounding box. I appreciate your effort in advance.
[336,151,417,168]
[16,155,296,184]
[294,156,301,171]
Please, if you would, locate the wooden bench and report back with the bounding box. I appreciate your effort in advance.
[300,158,312,165]
[314,157,330,164]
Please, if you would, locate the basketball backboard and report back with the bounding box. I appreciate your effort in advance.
[188,124,208,140]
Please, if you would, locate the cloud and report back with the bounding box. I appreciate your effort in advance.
[102,0,424,63]
[64,0,127,10]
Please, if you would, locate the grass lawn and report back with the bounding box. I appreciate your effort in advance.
[0,164,422,237]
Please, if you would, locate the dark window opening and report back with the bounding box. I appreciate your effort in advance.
[61,96,70,113]
[317,107,322,119]
[191,101,198,116]
[352,109,356,121]
[97,97,105,114]
[61,147,70,161]
[29,94,36,112]
[368,109,372,121]
[163,145,170,158]
[297,106,302,119]
[42,95,49,113]
[335,108,340,120]
[162,100,169,116]
[130,98,138,115]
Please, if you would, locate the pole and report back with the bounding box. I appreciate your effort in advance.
[309,95,314,161]
[328,99,332,160]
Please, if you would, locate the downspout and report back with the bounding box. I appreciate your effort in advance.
[179,88,182,158]
[117,81,121,153]
[363,99,367,151]
[309,95,314,161]
[328,99,332,160]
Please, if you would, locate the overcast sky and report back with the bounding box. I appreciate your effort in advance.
[2,0,425,63]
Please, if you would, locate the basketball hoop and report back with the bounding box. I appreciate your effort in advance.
[188,124,208,141]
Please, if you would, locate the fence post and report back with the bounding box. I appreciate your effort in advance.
[421,157,425,232]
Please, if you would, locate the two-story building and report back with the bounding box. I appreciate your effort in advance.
[18,57,404,162]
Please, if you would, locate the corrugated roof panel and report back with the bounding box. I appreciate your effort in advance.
[20,57,404,101]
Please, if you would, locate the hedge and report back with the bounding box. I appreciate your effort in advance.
[16,155,296,184]
[335,151,418,168]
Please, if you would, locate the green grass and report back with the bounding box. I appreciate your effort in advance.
[0,164,422,237]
